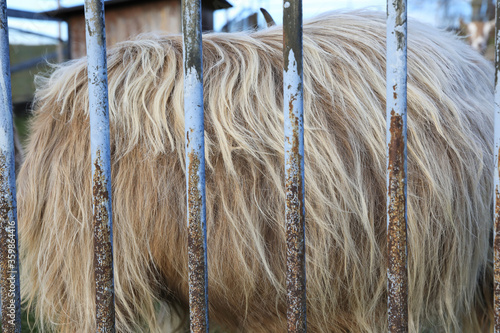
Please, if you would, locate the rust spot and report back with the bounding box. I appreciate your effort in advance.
[93,150,115,332]
[285,93,306,333]
[387,110,408,333]
[187,152,208,332]
[0,152,20,332]
[283,9,306,329]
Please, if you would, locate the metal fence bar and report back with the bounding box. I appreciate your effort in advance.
[386,0,409,332]
[6,9,62,21]
[0,0,21,332]
[494,1,500,331]
[283,0,306,332]
[9,27,63,42]
[182,0,209,332]
[83,0,116,331]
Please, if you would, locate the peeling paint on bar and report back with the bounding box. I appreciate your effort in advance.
[182,0,209,332]
[0,1,21,332]
[386,0,408,332]
[494,2,500,331]
[84,0,116,331]
[283,1,306,332]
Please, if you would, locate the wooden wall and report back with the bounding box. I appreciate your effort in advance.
[68,0,181,59]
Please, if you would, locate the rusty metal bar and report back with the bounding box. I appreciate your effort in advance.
[0,1,21,332]
[283,1,306,332]
[182,0,209,332]
[386,0,408,332]
[83,0,116,331]
[494,1,500,331]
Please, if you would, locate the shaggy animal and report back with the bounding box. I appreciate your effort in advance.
[18,11,494,332]
[260,8,276,27]
[459,18,495,54]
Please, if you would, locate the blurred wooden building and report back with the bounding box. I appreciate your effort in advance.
[43,0,232,59]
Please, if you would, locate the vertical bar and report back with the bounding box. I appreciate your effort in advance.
[182,0,209,332]
[0,1,21,332]
[494,1,500,331]
[283,1,306,332]
[83,1,115,332]
[386,0,408,332]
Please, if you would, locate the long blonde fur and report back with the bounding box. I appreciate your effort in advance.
[18,11,494,332]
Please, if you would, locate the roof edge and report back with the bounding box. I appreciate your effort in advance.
[42,0,232,19]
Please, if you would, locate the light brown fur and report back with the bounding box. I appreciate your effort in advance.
[19,11,494,332]
[459,18,495,55]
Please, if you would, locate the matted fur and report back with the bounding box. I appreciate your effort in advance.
[18,11,494,332]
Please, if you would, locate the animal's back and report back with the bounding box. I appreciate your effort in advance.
[18,11,494,332]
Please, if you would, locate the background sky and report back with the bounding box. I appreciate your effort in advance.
[6,0,473,44]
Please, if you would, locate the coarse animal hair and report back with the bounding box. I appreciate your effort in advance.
[459,18,495,55]
[18,11,494,332]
